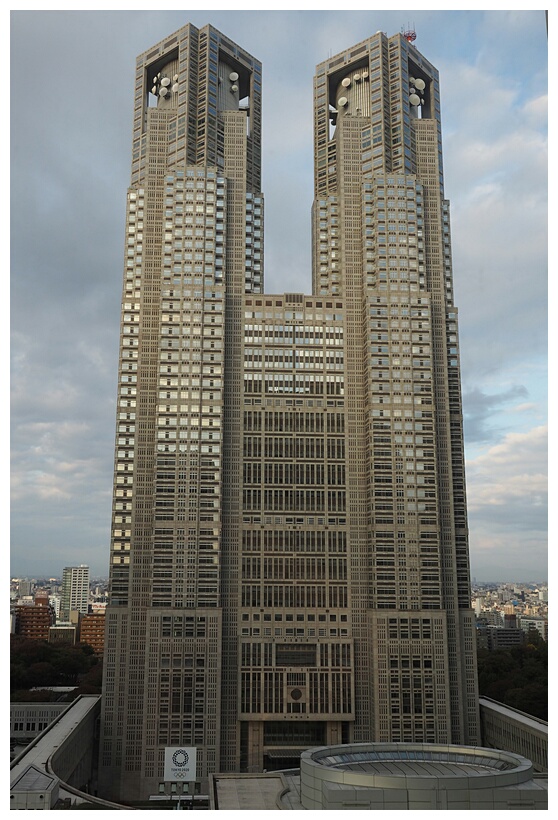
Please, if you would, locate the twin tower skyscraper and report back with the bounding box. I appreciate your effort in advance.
[99,22,480,802]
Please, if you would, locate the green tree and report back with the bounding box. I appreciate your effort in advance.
[10,635,102,696]
[477,643,547,720]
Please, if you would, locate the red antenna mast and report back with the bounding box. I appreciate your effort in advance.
[402,25,416,43]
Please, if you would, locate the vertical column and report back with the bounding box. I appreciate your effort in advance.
[221,109,249,771]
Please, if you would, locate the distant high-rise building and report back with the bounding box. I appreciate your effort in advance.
[60,565,90,622]
[49,594,61,619]
[100,23,479,802]
[18,579,33,598]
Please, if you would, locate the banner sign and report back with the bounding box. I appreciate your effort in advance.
[164,747,197,782]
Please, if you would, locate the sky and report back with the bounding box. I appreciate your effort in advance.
[10,6,548,582]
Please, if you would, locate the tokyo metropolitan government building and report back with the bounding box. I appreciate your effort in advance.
[99,22,480,802]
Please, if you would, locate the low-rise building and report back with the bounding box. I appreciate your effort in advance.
[520,617,547,642]
[297,743,547,810]
[48,626,76,645]
[479,698,547,773]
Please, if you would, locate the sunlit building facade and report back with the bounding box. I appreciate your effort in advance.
[60,564,90,622]
[100,23,479,803]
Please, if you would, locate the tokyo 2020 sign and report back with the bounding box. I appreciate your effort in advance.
[164,747,197,782]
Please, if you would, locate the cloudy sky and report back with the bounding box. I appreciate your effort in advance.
[10,7,547,581]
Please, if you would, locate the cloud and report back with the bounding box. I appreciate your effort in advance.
[463,385,529,444]
[441,59,547,387]
[9,10,547,580]
[466,426,547,579]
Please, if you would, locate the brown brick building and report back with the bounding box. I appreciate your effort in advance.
[79,612,106,657]
[15,593,55,641]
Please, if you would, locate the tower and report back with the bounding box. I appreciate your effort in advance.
[60,565,89,622]
[100,23,479,804]
[99,23,263,801]
[311,30,479,752]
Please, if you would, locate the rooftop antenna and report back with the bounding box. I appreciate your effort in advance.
[402,24,417,44]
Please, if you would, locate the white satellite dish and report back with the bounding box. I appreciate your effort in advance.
[338,96,348,107]
[409,93,420,106]
[354,73,361,82]
[231,84,238,92]
[159,87,168,97]
[362,70,369,78]
[415,78,425,91]
[161,77,170,87]
[341,77,351,87]
[229,72,239,81]
[173,74,178,82]
[151,86,157,95]
[172,83,179,93]
[409,77,416,85]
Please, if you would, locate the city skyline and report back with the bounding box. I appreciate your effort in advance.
[10,9,547,582]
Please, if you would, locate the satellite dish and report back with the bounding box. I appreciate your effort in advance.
[159,87,168,97]
[361,70,369,78]
[172,83,179,93]
[354,73,361,81]
[231,84,238,92]
[152,77,158,84]
[341,77,351,87]
[415,78,425,91]
[173,74,178,82]
[409,93,420,106]
[151,86,157,95]
[409,77,416,85]
[338,96,348,107]
[161,77,171,87]
[229,72,239,81]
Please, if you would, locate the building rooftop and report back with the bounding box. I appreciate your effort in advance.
[10,696,99,790]
[479,697,548,733]
[11,764,57,794]
[211,773,287,810]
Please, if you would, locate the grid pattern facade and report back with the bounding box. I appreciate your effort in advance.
[312,31,479,747]
[100,24,479,803]
[79,613,106,657]
[15,604,54,641]
[479,699,548,773]
[100,24,262,801]
[237,295,353,770]
[60,566,90,622]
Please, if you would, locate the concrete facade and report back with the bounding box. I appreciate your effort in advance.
[10,703,68,741]
[479,698,547,773]
[60,565,90,622]
[100,23,479,802]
